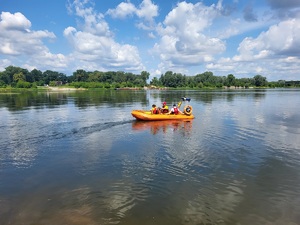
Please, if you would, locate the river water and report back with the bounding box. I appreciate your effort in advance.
[0,89,300,225]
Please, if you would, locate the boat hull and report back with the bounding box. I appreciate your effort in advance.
[131,110,195,121]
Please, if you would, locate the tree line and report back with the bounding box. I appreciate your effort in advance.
[151,71,300,88]
[0,65,299,89]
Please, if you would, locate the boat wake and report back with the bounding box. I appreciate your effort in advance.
[69,120,134,138]
[1,120,134,155]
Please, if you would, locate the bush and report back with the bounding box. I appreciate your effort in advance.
[197,82,204,88]
[16,80,31,88]
[104,83,111,88]
[0,80,7,87]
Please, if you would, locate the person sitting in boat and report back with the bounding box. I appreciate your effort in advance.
[168,104,184,115]
[160,101,169,113]
[151,104,159,114]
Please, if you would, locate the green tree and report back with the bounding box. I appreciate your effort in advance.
[2,66,29,84]
[43,70,67,84]
[160,71,178,87]
[141,71,150,83]
[0,71,8,84]
[31,69,44,84]
[16,80,31,88]
[226,74,236,87]
[114,71,126,83]
[194,71,215,87]
[150,77,161,86]
[253,75,268,87]
[49,81,58,86]
[125,72,135,83]
[88,71,102,82]
[186,76,196,88]
[133,78,144,87]
[73,69,88,82]
[197,82,204,88]
[13,72,26,82]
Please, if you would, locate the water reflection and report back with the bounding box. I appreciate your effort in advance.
[0,89,270,111]
[1,89,300,225]
[132,120,193,135]
[0,90,148,111]
[179,89,267,104]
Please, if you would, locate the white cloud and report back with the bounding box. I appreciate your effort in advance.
[204,17,300,80]
[235,18,300,60]
[148,32,156,39]
[0,12,67,71]
[107,0,158,21]
[0,11,31,31]
[107,0,158,31]
[206,18,300,80]
[152,1,225,73]
[65,0,144,72]
[1,0,299,81]
[136,0,158,21]
[0,12,56,56]
[106,1,136,19]
[0,59,11,71]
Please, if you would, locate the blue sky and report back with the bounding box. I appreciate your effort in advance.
[0,0,300,81]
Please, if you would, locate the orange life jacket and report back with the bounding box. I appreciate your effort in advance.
[152,107,159,114]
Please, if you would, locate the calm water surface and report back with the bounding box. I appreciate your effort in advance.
[0,89,300,225]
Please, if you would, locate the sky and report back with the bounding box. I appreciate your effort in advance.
[0,0,300,81]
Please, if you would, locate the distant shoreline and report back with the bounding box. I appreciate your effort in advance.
[45,86,86,91]
[1,86,299,92]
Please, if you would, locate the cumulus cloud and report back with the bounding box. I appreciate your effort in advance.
[65,0,144,72]
[1,0,299,80]
[236,18,300,59]
[106,0,158,30]
[136,0,158,21]
[0,12,67,70]
[106,1,136,19]
[152,1,225,72]
[0,11,31,31]
[107,0,158,21]
[207,17,300,80]
[0,12,55,55]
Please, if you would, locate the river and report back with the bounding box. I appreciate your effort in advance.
[0,89,300,225]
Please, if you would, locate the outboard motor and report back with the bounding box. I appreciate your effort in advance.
[181,97,191,102]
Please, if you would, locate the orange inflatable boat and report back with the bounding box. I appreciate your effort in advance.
[131,106,194,121]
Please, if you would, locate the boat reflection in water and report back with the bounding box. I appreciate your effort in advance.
[132,120,193,135]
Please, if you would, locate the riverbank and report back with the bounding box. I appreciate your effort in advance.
[44,86,86,91]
